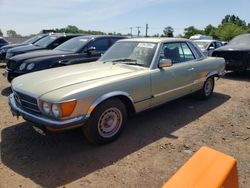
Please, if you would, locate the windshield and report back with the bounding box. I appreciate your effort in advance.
[193,41,210,50]
[22,35,44,45]
[229,34,250,46]
[99,41,157,67]
[55,37,89,52]
[34,35,58,48]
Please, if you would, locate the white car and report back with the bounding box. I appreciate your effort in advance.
[193,40,222,56]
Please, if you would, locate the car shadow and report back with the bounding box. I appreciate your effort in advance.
[223,71,250,81]
[1,86,12,96]
[1,92,230,187]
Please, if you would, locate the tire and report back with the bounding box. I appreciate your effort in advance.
[83,98,127,145]
[195,77,214,100]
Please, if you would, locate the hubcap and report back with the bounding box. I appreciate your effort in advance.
[98,107,122,138]
[204,78,213,96]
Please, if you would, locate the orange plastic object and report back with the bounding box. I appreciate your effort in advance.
[162,146,239,188]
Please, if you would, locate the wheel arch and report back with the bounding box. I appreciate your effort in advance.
[207,70,219,78]
[86,91,136,118]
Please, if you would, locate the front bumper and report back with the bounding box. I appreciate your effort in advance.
[0,52,6,60]
[8,93,88,130]
[218,70,226,78]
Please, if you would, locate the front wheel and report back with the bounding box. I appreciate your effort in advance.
[83,98,127,145]
[195,77,214,100]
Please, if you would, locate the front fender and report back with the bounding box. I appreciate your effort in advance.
[85,91,134,118]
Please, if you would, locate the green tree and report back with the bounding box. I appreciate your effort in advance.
[204,24,219,39]
[204,24,215,35]
[221,14,246,28]
[163,26,174,37]
[217,23,245,41]
[183,26,203,38]
[54,25,106,35]
[0,29,3,36]
[6,30,18,37]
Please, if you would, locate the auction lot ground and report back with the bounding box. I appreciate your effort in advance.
[0,62,249,188]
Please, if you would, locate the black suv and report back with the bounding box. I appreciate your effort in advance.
[0,34,48,60]
[4,35,125,81]
[5,33,81,61]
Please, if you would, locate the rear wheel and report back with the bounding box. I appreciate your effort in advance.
[195,77,214,100]
[83,98,127,145]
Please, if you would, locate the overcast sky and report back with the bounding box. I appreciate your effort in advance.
[0,0,249,36]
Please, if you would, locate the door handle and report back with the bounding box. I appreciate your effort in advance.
[188,68,194,71]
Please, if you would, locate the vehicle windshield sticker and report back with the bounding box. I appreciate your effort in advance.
[80,39,88,42]
[137,43,155,48]
[50,37,57,39]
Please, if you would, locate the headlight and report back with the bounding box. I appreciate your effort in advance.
[42,102,51,114]
[52,104,60,117]
[40,100,77,118]
[26,63,35,70]
[19,63,26,70]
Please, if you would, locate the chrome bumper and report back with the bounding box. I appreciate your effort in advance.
[218,70,226,77]
[8,93,87,129]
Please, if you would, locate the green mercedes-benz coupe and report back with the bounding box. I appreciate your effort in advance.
[9,38,225,144]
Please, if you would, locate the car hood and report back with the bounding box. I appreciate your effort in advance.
[1,43,26,50]
[12,62,144,98]
[8,44,42,53]
[215,44,250,52]
[11,50,72,62]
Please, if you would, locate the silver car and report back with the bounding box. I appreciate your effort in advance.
[193,40,223,56]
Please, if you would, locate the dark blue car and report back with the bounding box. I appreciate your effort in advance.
[5,33,81,61]
[0,34,48,60]
[4,35,125,81]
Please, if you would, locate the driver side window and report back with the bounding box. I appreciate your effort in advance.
[159,42,195,64]
[86,38,109,53]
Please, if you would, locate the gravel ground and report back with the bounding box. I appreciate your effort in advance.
[0,62,249,188]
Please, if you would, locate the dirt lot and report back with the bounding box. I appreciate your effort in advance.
[0,62,249,188]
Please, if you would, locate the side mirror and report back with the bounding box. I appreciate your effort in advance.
[86,46,96,54]
[208,46,215,50]
[159,59,173,68]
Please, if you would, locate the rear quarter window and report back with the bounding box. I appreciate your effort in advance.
[188,41,204,59]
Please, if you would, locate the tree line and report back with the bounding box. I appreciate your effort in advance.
[1,15,250,41]
[162,15,250,41]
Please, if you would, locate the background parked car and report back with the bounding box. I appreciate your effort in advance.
[0,34,48,60]
[5,33,81,61]
[4,35,125,81]
[212,33,250,72]
[0,37,9,48]
[193,39,223,56]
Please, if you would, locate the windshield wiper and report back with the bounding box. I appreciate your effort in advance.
[110,58,146,67]
[111,58,137,62]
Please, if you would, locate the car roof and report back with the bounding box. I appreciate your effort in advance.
[193,39,220,42]
[70,35,126,40]
[47,33,83,37]
[119,37,189,43]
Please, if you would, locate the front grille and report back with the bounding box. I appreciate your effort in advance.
[14,91,41,114]
[7,60,19,70]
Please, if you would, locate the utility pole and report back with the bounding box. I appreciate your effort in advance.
[130,27,133,37]
[145,24,148,37]
[136,26,141,37]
